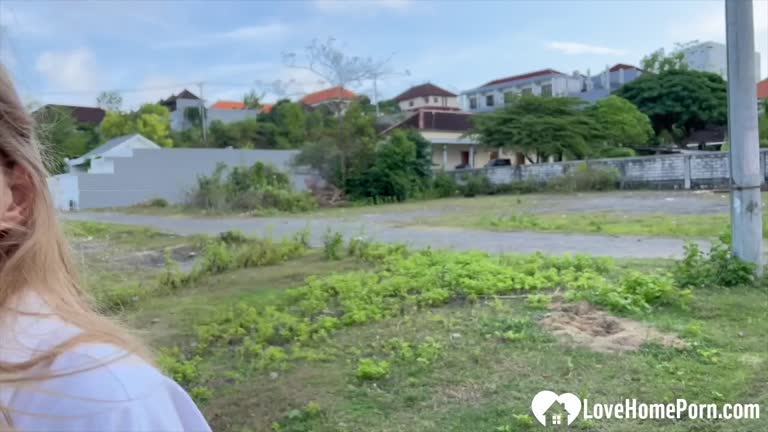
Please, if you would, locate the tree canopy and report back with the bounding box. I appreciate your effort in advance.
[100,103,174,147]
[615,69,727,144]
[471,95,605,162]
[96,91,123,112]
[35,107,100,174]
[588,95,653,148]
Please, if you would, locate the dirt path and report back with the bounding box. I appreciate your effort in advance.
[62,212,702,259]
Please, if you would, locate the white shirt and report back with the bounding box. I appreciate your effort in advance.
[0,293,211,431]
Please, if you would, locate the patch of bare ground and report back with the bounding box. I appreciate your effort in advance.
[540,301,686,353]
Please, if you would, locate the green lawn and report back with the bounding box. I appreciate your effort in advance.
[418,211,754,239]
[68,222,767,432]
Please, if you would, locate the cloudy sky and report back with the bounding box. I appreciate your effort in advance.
[0,0,766,109]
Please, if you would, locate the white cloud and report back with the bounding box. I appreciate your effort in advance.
[159,22,288,48]
[219,23,287,41]
[546,41,626,56]
[35,48,101,92]
[314,0,411,13]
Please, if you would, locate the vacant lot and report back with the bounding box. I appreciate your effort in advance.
[66,220,767,432]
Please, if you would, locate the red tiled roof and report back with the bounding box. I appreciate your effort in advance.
[394,83,457,102]
[300,86,357,106]
[261,103,273,113]
[211,100,246,110]
[483,69,566,87]
[758,79,768,99]
[609,63,640,72]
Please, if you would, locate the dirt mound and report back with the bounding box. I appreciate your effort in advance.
[540,302,685,353]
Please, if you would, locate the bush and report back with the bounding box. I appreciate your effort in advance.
[674,238,755,288]
[356,358,390,380]
[549,163,619,192]
[187,162,316,213]
[431,172,460,198]
[461,172,492,197]
[323,229,343,260]
[143,197,169,208]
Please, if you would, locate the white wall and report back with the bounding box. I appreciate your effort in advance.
[47,174,79,211]
[681,42,761,79]
[399,95,459,111]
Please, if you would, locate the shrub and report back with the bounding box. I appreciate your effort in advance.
[674,239,755,288]
[157,249,185,293]
[323,229,343,260]
[218,230,248,245]
[356,358,390,380]
[200,241,235,274]
[461,172,492,197]
[142,197,169,208]
[549,163,619,192]
[156,348,202,387]
[187,161,317,213]
[431,172,460,198]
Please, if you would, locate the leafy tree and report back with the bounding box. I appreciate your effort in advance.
[615,70,727,144]
[271,101,306,148]
[99,103,173,147]
[243,90,262,109]
[588,96,653,148]
[472,95,604,162]
[641,48,688,73]
[295,100,377,187]
[100,111,134,139]
[347,129,431,201]
[96,91,123,112]
[35,107,99,174]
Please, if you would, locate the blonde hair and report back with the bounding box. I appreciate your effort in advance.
[0,65,147,424]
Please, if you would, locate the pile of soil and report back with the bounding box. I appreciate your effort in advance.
[540,302,686,353]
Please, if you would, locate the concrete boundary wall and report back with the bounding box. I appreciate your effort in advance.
[450,150,768,189]
[74,148,314,209]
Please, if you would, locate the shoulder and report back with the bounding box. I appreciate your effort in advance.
[10,343,211,431]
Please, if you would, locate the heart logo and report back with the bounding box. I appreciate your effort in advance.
[531,390,582,426]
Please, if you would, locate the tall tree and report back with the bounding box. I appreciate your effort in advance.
[471,95,604,162]
[588,96,653,148]
[35,107,98,174]
[615,69,727,144]
[99,103,174,147]
[641,49,688,73]
[96,91,123,112]
[284,38,390,184]
[243,89,262,110]
[272,101,307,148]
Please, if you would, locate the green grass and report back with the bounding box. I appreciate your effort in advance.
[420,211,750,239]
[71,221,766,432]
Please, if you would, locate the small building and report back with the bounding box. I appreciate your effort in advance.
[576,64,644,103]
[160,91,260,130]
[382,109,520,171]
[300,86,357,111]
[66,134,161,174]
[393,83,460,112]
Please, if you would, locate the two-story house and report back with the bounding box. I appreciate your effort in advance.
[393,83,460,112]
[300,86,357,113]
[577,64,644,103]
[461,69,584,113]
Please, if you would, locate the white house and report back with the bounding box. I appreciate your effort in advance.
[678,41,761,80]
[393,83,460,112]
[67,134,161,174]
[461,69,584,113]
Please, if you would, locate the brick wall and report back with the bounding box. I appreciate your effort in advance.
[449,150,768,189]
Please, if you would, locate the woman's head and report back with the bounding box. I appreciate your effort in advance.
[0,64,146,371]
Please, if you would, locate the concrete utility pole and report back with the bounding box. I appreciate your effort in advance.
[725,0,763,272]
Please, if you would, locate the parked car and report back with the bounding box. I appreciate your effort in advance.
[485,158,512,167]
[454,163,472,170]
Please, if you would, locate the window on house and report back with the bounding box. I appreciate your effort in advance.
[541,84,553,97]
[486,94,495,106]
[521,88,533,96]
[469,97,477,109]
[423,97,429,103]
[409,100,414,107]
[434,97,439,103]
